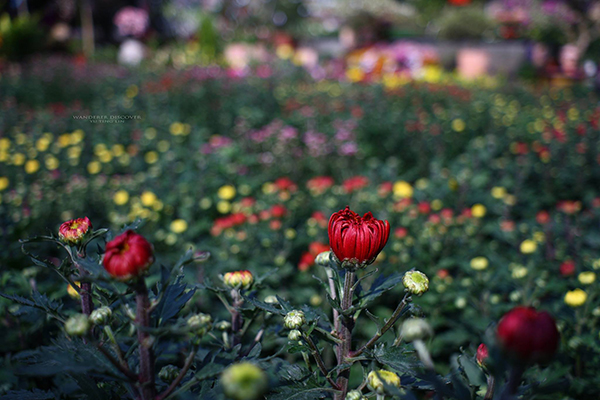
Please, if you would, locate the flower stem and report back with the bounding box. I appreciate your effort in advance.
[156,348,197,400]
[352,293,409,358]
[230,289,243,347]
[303,333,340,390]
[484,375,495,400]
[334,270,355,400]
[500,365,524,399]
[135,277,156,400]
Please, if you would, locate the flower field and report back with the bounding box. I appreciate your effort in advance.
[1,58,600,399]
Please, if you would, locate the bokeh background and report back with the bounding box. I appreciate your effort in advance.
[1,0,600,398]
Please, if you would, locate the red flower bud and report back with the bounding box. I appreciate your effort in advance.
[328,206,390,270]
[59,217,92,245]
[223,270,254,289]
[103,230,154,280]
[497,306,559,364]
[476,343,488,367]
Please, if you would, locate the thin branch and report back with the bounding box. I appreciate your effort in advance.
[351,293,409,358]
[156,348,197,400]
[303,333,341,390]
[96,342,138,381]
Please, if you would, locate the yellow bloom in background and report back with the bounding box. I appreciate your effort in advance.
[346,67,365,83]
[87,161,101,174]
[217,201,231,214]
[431,199,443,211]
[218,185,236,200]
[0,138,10,150]
[471,204,486,218]
[25,160,40,174]
[170,122,184,136]
[533,231,545,243]
[452,118,466,132]
[0,177,9,191]
[58,134,71,147]
[126,84,139,98]
[470,257,489,271]
[578,272,596,285]
[45,156,59,170]
[113,190,129,205]
[112,144,125,156]
[416,178,429,190]
[565,289,587,307]
[520,239,537,254]
[276,44,294,60]
[36,137,50,152]
[393,181,413,198]
[145,151,159,164]
[262,182,276,194]
[71,130,84,144]
[491,186,506,199]
[13,153,25,165]
[141,191,157,207]
[512,266,528,279]
[170,219,188,234]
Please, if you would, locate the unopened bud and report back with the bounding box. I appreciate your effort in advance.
[476,343,488,367]
[264,295,278,304]
[223,270,254,290]
[367,370,401,394]
[90,306,112,325]
[215,321,232,331]
[288,329,302,341]
[315,251,333,267]
[159,365,179,383]
[347,390,366,400]
[187,313,213,336]
[220,362,268,400]
[65,314,90,336]
[284,310,305,330]
[59,217,92,245]
[401,318,433,342]
[403,270,429,296]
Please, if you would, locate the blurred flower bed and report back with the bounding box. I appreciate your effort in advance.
[1,58,600,397]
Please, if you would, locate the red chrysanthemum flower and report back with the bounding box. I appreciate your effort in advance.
[59,217,92,245]
[328,206,390,270]
[103,230,154,280]
[497,306,559,364]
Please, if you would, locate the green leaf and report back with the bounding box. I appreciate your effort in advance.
[1,389,56,399]
[356,273,403,308]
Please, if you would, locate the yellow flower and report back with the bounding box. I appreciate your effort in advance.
[393,181,413,199]
[141,191,157,207]
[452,118,466,132]
[113,190,129,206]
[112,144,125,156]
[170,219,188,234]
[431,199,443,211]
[367,370,401,394]
[578,272,596,285]
[276,44,294,60]
[564,289,587,307]
[491,186,506,199]
[170,122,184,136]
[45,156,59,170]
[87,161,101,174]
[512,266,528,279]
[25,160,40,174]
[0,138,10,150]
[145,151,159,164]
[470,257,489,271]
[126,84,139,98]
[533,231,545,243]
[218,185,236,200]
[36,137,50,152]
[13,153,25,165]
[471,204,486,218]
[217,201,231,214]
[0,177,8,191]
[346,67,365,83]
[520,239,537,254]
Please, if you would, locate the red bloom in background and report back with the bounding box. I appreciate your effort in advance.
[307,176,334,194]
[557,200,581,215]
[342,176,370,193]
[298,242,330,271]
[270,204,288,218]
[536,211,550,224]
[377,181,393,197]
[103,230,154,280]
[274,177,297,192]
[59,217,92,245]
[448,0,471,5]
[394,227,408,238]
[418,202,431,214]
[497,307,559,364]
[560,260,576,276]
[328,206,390,269]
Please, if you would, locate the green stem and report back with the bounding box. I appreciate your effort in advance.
[334,271,355,400]
[135,278,156,400]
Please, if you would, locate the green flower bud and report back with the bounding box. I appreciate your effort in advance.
[401,318,433,342]
[90,306,112,325]
[215,321,232,331]
[284,310,305,330]
[288,329,302,341]
[221,362,268,400]
[315,251,333,267]
[159,365,179,383]
[403,270,429,296]
[65,314,90,336]
[187,313,212,336]
[347,390,366,400]
[367,370,401,394]
[264,295,278,304]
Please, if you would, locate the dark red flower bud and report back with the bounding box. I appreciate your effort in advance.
[476,343,488,367]
[497,306,559,364]
[328,206,390,270]
[103,230,154,280]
